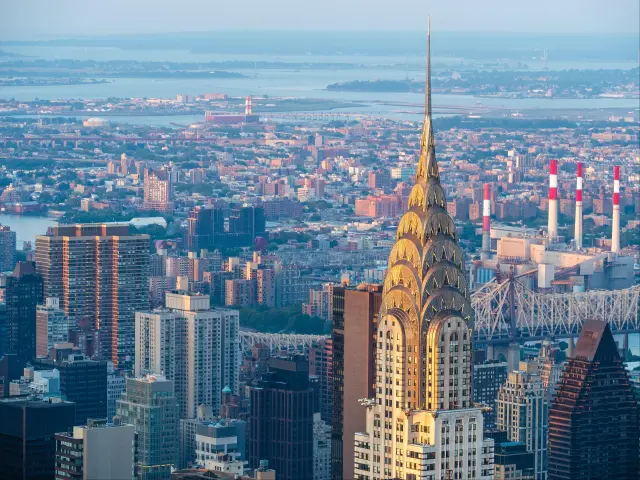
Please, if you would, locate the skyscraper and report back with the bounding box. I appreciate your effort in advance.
[496,361,547,479]
[0,397,76,480]
[3,261,44,367]
[185,205,225,252]
[54,418,136,480]
[248,356,314,480]
[309,338,333,424]
[135,291,240,419]
[117,375,179,479]
[229,205,266,244]
[472,359,507,428]
[168,292,240,419]
[35,224,149,369]
[57,352,108,426]
[0,224,16,272]
[547,320,639,479]
[106,362,126,421]
[330,285,345,480]
[330,283,382,480]
[143,168,174,213]
[36,297,69,358]
[353,21,494,480]
[134,308,178,380]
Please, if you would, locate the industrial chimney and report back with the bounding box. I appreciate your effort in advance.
[548,159,558,242]
[481,183,491,260]
[574,162,583,250]
[245,96,253,116]
[611,165,620,253]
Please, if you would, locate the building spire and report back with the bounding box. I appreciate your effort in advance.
[425,15,432,118]
[417,15,438,182]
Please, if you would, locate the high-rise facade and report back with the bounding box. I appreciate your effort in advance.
[330,285,345,480]
[54,418,136,480]
[143,168,174,213]
[134,309,178,380]
[0,397,76,480]
[0,224,16,271]
[117,375,179,479]
[353,22,494,480]
[36,297,69,358]
[169,292,240,419]
[3,261,44,367]
[537,340,564,402]
[178,404,214,469]
[330,283,382,480]
[309,338,333,424]
[547,320,639,479]
[184,205,225,252]
[472,360,508,428]
[313,412,331,480]
[35,224,149,369]
[107,363,126,420]
[229,205,266,242]
[496,361,547,480]
[57,352,108,426]
[248,356,314,480]
[135,292,240,419]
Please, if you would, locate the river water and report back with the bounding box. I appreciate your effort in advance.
[1,45,638,123]
[0,213,57,247]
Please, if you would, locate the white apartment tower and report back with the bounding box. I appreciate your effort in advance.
[353,20,494,480]
[135,291,240,419]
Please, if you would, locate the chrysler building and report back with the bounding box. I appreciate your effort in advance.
[353,19,495,480]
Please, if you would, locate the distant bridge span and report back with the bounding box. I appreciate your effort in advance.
[239,331,326,352]
[239,284,640,351]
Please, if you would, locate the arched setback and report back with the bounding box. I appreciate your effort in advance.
[396,211,425,241]
[377,314,407,411]
[383,263,422,301]
[421,236,465,283]
[388,238,422,271]
[425,312,472,411]
[421,261,470,302]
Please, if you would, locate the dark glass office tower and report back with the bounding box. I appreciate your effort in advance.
[3,262,44,367]
[226,206,266,247]
[58,353,108,426]
[185,206,225,252]
[0,397,75,480]
[248,356,313,480]
[548,319,639,479]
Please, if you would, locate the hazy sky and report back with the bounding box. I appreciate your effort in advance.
[1,0,639,40]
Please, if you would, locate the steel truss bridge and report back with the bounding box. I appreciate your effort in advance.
[240,331,326,352]
[472,280,640,344]
[240,282,640,351]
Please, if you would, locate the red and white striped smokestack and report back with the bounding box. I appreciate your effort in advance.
[612,165,620,253]
[548,159,558,242]
[481,183,491,260]
[574,162,583,250]
[245,96,253,116]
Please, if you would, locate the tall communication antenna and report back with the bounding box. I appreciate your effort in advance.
[542,48,548,70]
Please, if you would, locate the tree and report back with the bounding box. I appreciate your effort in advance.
[37,191,53,204]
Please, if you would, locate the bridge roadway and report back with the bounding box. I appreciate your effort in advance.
[240,283,640,351]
